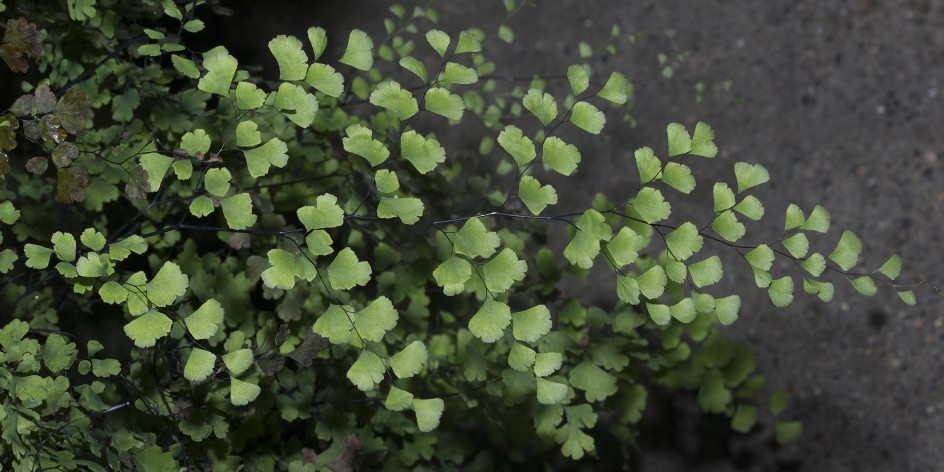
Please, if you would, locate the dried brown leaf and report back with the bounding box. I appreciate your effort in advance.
[55,88,92,134]
[26,156,47,174]
[0,18,45,73]
[57,166,89,204]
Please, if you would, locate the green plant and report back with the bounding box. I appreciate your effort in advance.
[0,1,935,470]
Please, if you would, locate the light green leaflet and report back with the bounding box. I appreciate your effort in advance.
[542,137,580,175]
[734,162,770,193]
[712,211,745,242]
[244,138,289,178]
[570,102,605,134]
[745,245,774,271]
[442,62,478,85]
[385,386,414,411]
[483,248,527,293]
[109,235,147,261]
[353,297,398,342]
[413,397,444,432]
[534,352,563,377]
[185,299,223,340]
[268,34,308,81]
[204,168,231,197]
[715,295,741,325]
[274,83,318,128]
[425,29,450,56]
[307,27,327,60]
[139,153,173,191]
[455,29,482,53]
[230,377,261,406]
[399,56,428,82]
[497,125,535,166]
[518,175,557,215]
[665,222,703,261]
[76,253,109,277]
[782,233,809,258]
[661,162,695,193]
[569,361,617,402]
[631,187,671,223]
[468,298,512,343]
[801,253,826,277]
[784,203,806,231]
[713,182,736,212]
[339,29,374,71]
[220,193,257,230]
[0,250,14,275]
[347,350,385,391]
[297,193,344,230]
[598,72,630,104]
[689,256,723,288]
[453,218,500,259]
[305,230,334,257]
[424,87,464,120]
[184,348,216,382]
[512,305,552,343]
[566,64,590,95]
[829,230,861,270]
[666,123,691,157]
[400,130,446,173]
[343,124,389,166]
[171,54,199,79]
[181,129,210,155]
[850,276,877,296]
[523,89,558,126]
[768,276,794,307]
[43,334,76,373]
[646,303,671,325]
[375,170,425,224]
[123,310,173,348]
[563,209,612,269]
[804,278,835,302]
[876,254,901,280]
[637,265,667,300]
[312,304,354,344]
[51,231,76,261]
[305,63,344,97]
[198,47,237,96]
[605,227,645,267]
[99,281,128,304]
[235,82,266,110]
[634,147,661,183]
[222,349,253,375]
[261,248,315,290]
[370,81,418,120]
[327,247,371,290]
[691,121,718,157]
[802,205,831,233]
[433,255,472,296]
[147,262,188,307]
[389,340,427,378]
[508,342,536,371]
[734,195,764,220]
[235,120,261,148]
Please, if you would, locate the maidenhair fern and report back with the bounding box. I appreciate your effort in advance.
[0,1,937,470]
